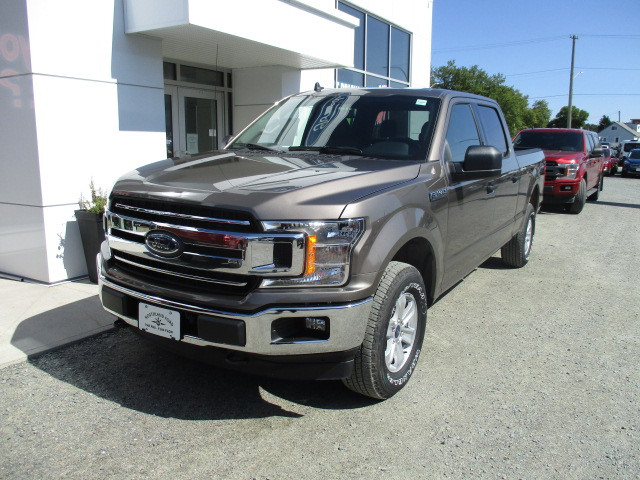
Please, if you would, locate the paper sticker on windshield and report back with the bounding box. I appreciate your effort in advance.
[416,99,428,106]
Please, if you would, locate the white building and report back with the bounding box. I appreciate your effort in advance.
[599,121,640,149]
[0,0,434,284]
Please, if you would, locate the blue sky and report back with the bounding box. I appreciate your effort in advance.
[431,0,640,125]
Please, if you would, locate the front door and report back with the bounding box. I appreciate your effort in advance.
[442,102,497,290]
[165,86,225,158]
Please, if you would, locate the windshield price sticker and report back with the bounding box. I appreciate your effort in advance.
[139,303,180,340]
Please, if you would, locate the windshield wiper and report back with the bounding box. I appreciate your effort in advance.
[230,143,284,153]
[288,145,364,155]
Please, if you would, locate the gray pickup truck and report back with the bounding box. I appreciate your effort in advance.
[99,88,544,399]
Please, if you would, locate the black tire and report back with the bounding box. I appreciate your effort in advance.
[501,203,535,268]
[587,175,602,201]
[610,166,617,176]
[568,178,586,214]
[343,261,427,400]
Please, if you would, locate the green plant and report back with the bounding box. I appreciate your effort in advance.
[79,180,107,214]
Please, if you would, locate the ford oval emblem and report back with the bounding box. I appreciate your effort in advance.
[145,231,184,258]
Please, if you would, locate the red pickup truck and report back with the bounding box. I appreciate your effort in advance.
[512,128,605,214]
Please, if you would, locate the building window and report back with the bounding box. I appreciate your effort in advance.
[163,62,177,80]
[180,65,224,87]
[336,2,411,88]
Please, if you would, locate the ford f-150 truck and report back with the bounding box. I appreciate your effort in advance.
[98,88,544,399]
[512,128,604,214]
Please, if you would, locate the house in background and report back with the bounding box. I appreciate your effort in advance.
[0,0,435,284]
[598,121,640,149]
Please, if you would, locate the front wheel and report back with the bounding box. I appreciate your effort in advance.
[568,178,586,214]
[343,261,427,399]
[501,203,535,268]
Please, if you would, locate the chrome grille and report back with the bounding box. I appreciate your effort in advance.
[104,197,306,293]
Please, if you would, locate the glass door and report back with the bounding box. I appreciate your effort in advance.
[179,88,224,156]
[164,86,225,158]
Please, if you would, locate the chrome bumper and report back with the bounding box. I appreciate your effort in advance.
[98,254,373,356]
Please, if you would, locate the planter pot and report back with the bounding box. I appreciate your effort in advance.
[75,210,105,283]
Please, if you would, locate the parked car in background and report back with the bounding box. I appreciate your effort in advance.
[619,140,640,166]
[621,148,640,177]
[601,145,617,176]
[512,128,604,214]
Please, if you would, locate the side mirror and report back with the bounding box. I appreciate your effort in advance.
[452,145,503,179]
[591,148,603,158]
[222,135,235,149]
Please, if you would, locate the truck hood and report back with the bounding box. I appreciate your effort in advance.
[110,151,421,220]
[542,151,584,164]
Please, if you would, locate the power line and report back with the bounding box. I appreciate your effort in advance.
[531,93,640,99]
[504,66,640,77]
[576,34,640,39]
[432,35,565,54]
[433,34,640,54]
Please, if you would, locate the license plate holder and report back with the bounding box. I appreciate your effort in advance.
[138,303,180,340]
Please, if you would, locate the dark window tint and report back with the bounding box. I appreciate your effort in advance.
[163,62,177,80]
[513,131,583,152]
[445,104,480,163]
[180,65,224,87]
[391,27,410,83]
[337,69,364,88]
[477,106,508,154]
[366,16,389,77]
[164,94,174,157]
[338,2,365,70]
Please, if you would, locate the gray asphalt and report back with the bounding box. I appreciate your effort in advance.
[2,174,639,480]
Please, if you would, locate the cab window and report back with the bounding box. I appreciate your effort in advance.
[444,104,480,164]
[477,105,508,155]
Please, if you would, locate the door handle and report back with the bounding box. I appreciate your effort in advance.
[511,174,521,183]
[486,183,496,194]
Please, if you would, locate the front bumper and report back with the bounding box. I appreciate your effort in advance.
[98,253,373,358]
[543,179,579,203]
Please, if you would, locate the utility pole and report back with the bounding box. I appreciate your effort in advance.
[567,35,578,128]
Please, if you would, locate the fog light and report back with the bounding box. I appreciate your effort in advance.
[561,185,573,191]
[305,317,327,331]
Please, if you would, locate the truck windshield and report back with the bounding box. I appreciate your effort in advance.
[227,93,441,160]
[513,131,583,152]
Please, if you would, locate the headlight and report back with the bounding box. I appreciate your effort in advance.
[564,164,580,179]
[260,218,365,287]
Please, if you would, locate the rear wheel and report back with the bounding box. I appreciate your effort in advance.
[568,178,586,214]
[588,175,602,201]
[343,261,427,399]
[501,203,535,268]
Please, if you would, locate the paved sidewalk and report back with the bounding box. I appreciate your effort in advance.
[0,277,115,368]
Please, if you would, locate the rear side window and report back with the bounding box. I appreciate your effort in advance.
[445,104,480,163]
[477,105,508,155]
[586,133,595,153]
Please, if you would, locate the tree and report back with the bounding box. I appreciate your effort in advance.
[431,61,550,135]
[597,115,612,131]
[547,106,590,128]
[523,100,552,129]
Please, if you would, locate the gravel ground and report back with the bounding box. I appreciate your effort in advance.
[1,175,639,480]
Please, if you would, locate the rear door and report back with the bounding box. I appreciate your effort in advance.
[474,103,520,246]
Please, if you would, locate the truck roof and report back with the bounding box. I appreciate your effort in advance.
[297,87,499,104]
